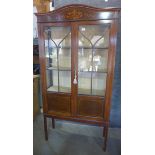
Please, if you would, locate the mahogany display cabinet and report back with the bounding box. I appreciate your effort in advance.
[35,4,120,151]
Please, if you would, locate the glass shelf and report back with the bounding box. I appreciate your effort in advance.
[47,67,107,73]
[48,46,108,50]
[48,46,71,49]
[47,66,71,71]
[78,69,107,73]
[79,47,108,50]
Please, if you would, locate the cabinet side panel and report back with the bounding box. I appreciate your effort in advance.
[38,23,48,113]
[104,19,118,121]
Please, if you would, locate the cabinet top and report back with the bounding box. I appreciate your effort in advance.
[35,4,120,23]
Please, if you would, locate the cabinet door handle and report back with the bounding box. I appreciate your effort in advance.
[73,70,77,84]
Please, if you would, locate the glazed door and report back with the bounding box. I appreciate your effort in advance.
[74,22,111,119]
[44,25,71,93]
[43,23,72,115]
[41,22,112,118]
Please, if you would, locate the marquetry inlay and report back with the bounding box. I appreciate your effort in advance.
[65,9,83,19]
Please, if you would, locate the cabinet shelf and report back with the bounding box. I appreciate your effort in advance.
[49,46,108,50]
[49,47,71,49]
[47,86,105,96]
[79,47,109,50]
[47,67,107,73]
[47,66,71,71]
[79,69,107,73]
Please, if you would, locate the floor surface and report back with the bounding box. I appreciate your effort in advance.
[33,114,121,155]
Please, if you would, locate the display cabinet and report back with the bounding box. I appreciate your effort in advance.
[35,4,120,151]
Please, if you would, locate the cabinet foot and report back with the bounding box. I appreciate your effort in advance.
[52,117,55,129]
[44,116,48,140]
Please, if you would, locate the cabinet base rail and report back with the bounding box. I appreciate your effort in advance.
[43,114,109,152]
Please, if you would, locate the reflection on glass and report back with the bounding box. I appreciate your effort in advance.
[44,26,71,93]
[46,70,58,92]
[78,72,91,95]
[58,47,71,69]
[59,71,71,93]
[78,25,110,96]
[92,73,107,96]
[79,25,109,48]
[93,49,108,72]
[78,49,92,72]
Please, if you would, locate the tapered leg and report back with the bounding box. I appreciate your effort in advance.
[44,116,48,140]
[52,117,55,129]
[103,125,109,152]
[103,126,106,137]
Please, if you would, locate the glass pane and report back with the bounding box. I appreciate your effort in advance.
[92,73,107,96]
[58,48,71,70]
[79,32,92,48]
[93,49,108,72]
[59,71,71,93]
[78,72,91,95]
[44,31,58,68]
[79,25,109,48]
[44,26,71,93]
[58,29,71,70]
[78,24,110,96]
[46,70,58,92]
[78,49,92,72]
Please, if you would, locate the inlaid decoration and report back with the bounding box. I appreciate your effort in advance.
[65,9,83,19]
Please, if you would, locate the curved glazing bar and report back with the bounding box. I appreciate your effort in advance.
[78,25,110,96]
[45,26,71,93]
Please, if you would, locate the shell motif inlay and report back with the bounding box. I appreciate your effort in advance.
[65,9,83,19]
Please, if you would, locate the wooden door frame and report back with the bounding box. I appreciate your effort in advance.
[71,20,117,122]
[38,22,73,114]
